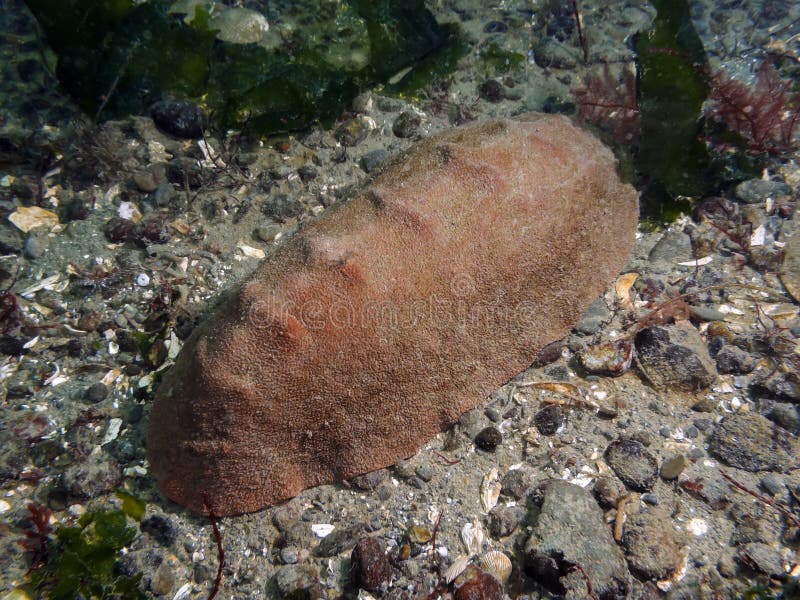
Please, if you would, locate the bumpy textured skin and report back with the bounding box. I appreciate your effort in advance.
[147,113,639,515]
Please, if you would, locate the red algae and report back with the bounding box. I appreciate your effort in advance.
[147,113,638,515]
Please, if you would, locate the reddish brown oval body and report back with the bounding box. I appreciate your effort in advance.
[147,113,638,515]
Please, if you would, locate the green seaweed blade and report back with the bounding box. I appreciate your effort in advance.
[635,0,711,221]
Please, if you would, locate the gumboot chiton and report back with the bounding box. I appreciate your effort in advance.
[147,113,638,515]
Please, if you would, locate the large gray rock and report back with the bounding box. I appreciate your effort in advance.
[525,480,630,599]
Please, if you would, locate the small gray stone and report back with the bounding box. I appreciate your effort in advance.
[622,509,685,580]
[0,224,23,253]
[84,382,109,403]
[414,464,435,482]
[575,298,610,335]
[751,371,800,402]
[735,179,791,204]
[604,438,659,492]
[141,513,179,547]
[760,474,784,496]
[335,118,370,147]
[648,229,693,263]
[767,402,800,433]
[255,223,283,243]
[532,38,579,69]
[151,561,175,596]
[24,232,47,259]
[736,543,785,576]
[62,452,121,498]
[660,454,688,480]
[280,547,299,564]
[351,468,388,491]
[392,111,421,138]
[688,305,726,322]
[715,345,756,374]
[152,183,175,208]
[500,469,532,500]
[273,564,323,600]
[709,413,799,472]
[488,504,525,538]
[314,524,362,557]
[360,149,388,173]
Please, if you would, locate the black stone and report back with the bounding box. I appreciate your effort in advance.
[474,426,502,451]
[534,404,564,436]
[151,100,205,139]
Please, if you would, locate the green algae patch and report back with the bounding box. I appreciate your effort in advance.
[24,0,452,134]
[635,0,712,222]
[25,492,147,600]
[383,24,470,98]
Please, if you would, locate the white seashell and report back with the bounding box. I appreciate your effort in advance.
[480,468,501,512]
[460,518,484,556]
[311,524,335,538]
[444,554,471,584]
[479,550,512,584]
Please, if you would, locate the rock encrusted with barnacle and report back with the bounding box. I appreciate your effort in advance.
[147,113,638,515]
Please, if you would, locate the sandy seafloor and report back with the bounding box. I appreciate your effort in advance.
[1,0,800,598]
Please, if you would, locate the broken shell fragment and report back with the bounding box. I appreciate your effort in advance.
[579,339,634,377]
[480,468,501,513]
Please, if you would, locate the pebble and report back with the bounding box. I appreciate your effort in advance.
[714,345,756,374]
[351,468,388,491]
[297,165,318,181]
[351,537,393,592]
[634,322,717,391]
[392,111,421,138]
[736,543,785,576]
[500,469,532,500]
[734,178,791,204]
[478,79,505,103]
[474,426,502,451]
[487,504,524,538]
[360,149,388,173]
[660,454,688,480]
[150,100,205,139]
[151,561,175,596]
[134,170,160,193]
[62,452,121,498]
[140,513,179,547]
[760,474,784,496]
[534,404,564,435]
[621,509,685,580]
[152,183,175,208]
[273,565,323,599]
[84,382,108,403]
[255,223,283,243]
[579,339,633,376]
[648,229,693,264]
[766,402,800,433]
[484,21,508,33]
[604,438,659,492]
[574,298,610,335]
[335,117,370,147]
[593,476,624,509]
[709,413,799,472]
[23,233,47,259]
